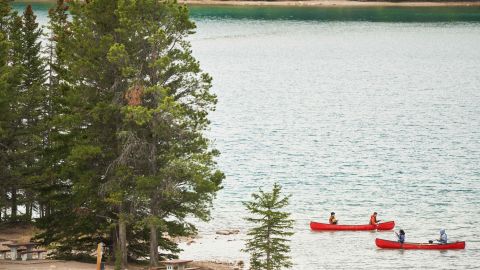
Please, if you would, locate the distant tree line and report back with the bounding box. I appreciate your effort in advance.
[0,0,224,268]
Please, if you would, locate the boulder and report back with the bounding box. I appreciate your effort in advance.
[215,229,240,235]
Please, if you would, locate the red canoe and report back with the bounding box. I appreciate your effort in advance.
[375,238,466,250]
[310,221,395,231]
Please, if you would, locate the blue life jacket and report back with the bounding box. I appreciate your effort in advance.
[439,230,447,244]
[398,234,405,243]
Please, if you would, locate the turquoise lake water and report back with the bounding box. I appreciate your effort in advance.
[14,3,480,269]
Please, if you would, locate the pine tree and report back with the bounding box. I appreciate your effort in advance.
[46,0,68,88]
[0,2,26,223]
[0,0,10,31]
[19,5,47,221]
[243,183,294,270]
[109,0,224,266]
[0,2,46,223]
[21,5,46,89]
[0,0,13,222]
[34,1,223,268]
[2,7,23,223]
[35,0,70,221]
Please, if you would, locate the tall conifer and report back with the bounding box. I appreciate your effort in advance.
[21,5,45,88]
[0,3,46,223]
[35,0,70,220]
[0,2,24,222]
[243,183,294,270]
[35,1,223,269]
[0,0,13,222]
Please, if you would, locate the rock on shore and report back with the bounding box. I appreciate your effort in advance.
[215,229,240,235]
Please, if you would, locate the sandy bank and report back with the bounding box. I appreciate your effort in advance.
[0,260,239,270]
[14,0,480,7]
[0,260,117,270]
[0,225,240,270]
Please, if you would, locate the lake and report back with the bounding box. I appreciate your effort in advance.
[14,3,480,269]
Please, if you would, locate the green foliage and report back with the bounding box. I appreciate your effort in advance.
[0,0,12,219]
[21,5,46,88]
[1,1,223,267]
[30,0,223,267]
[0,2,46,223]
[0,0,11,30]
[243,183,294,270]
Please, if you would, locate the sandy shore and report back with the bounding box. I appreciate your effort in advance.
[0,225,240,270]
[14,0,480,7]
[0,260,118,270]
[0,260,239,270]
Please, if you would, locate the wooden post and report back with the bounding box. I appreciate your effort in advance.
[96,243,103,270]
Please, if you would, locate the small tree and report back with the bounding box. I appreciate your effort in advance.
[243,183,294,270]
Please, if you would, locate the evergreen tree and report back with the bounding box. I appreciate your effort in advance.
[21,5,46,88]
[35,0,70,221]
[0,0,10,30]
[243,183,294,270]
[19,5,47,221]
[46,0,68,88]
[0,1,24,223]
[0,0,13,222]
[1,6,22,223]
[34,1,223,269]
[0,2,46,223]
[109,0,224,266]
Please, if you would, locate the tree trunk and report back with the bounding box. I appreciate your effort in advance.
[118,215,128,269]
[26,202,31,220]
[11,187,17,221]
[45,203,51,217]
[149,223,159,266]
[29,203,34,220]
[266,218,271,270]
[110,227,117,264]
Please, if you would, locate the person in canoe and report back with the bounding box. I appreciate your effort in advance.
[437,229,448,244]
[329,212,338,225]
[369,212,381,225]
[395,229,405,243]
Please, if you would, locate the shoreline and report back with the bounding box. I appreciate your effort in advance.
[0,226,241,270]
[0,260,240,270]
[14,0,480,7]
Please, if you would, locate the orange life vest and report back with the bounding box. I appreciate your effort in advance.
[370,215,377,225]
[329,216,337,224]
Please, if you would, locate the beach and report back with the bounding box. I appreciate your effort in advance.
[0,261,239,270]
[0,225,241,270]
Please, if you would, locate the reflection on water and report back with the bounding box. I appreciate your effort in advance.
[13,3,480,22]
[190,5,480,22]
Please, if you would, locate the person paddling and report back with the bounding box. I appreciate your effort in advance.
[369,212,381,225]
[396,229,405,243]
[437,229,448,244]
[329,212,338,225]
